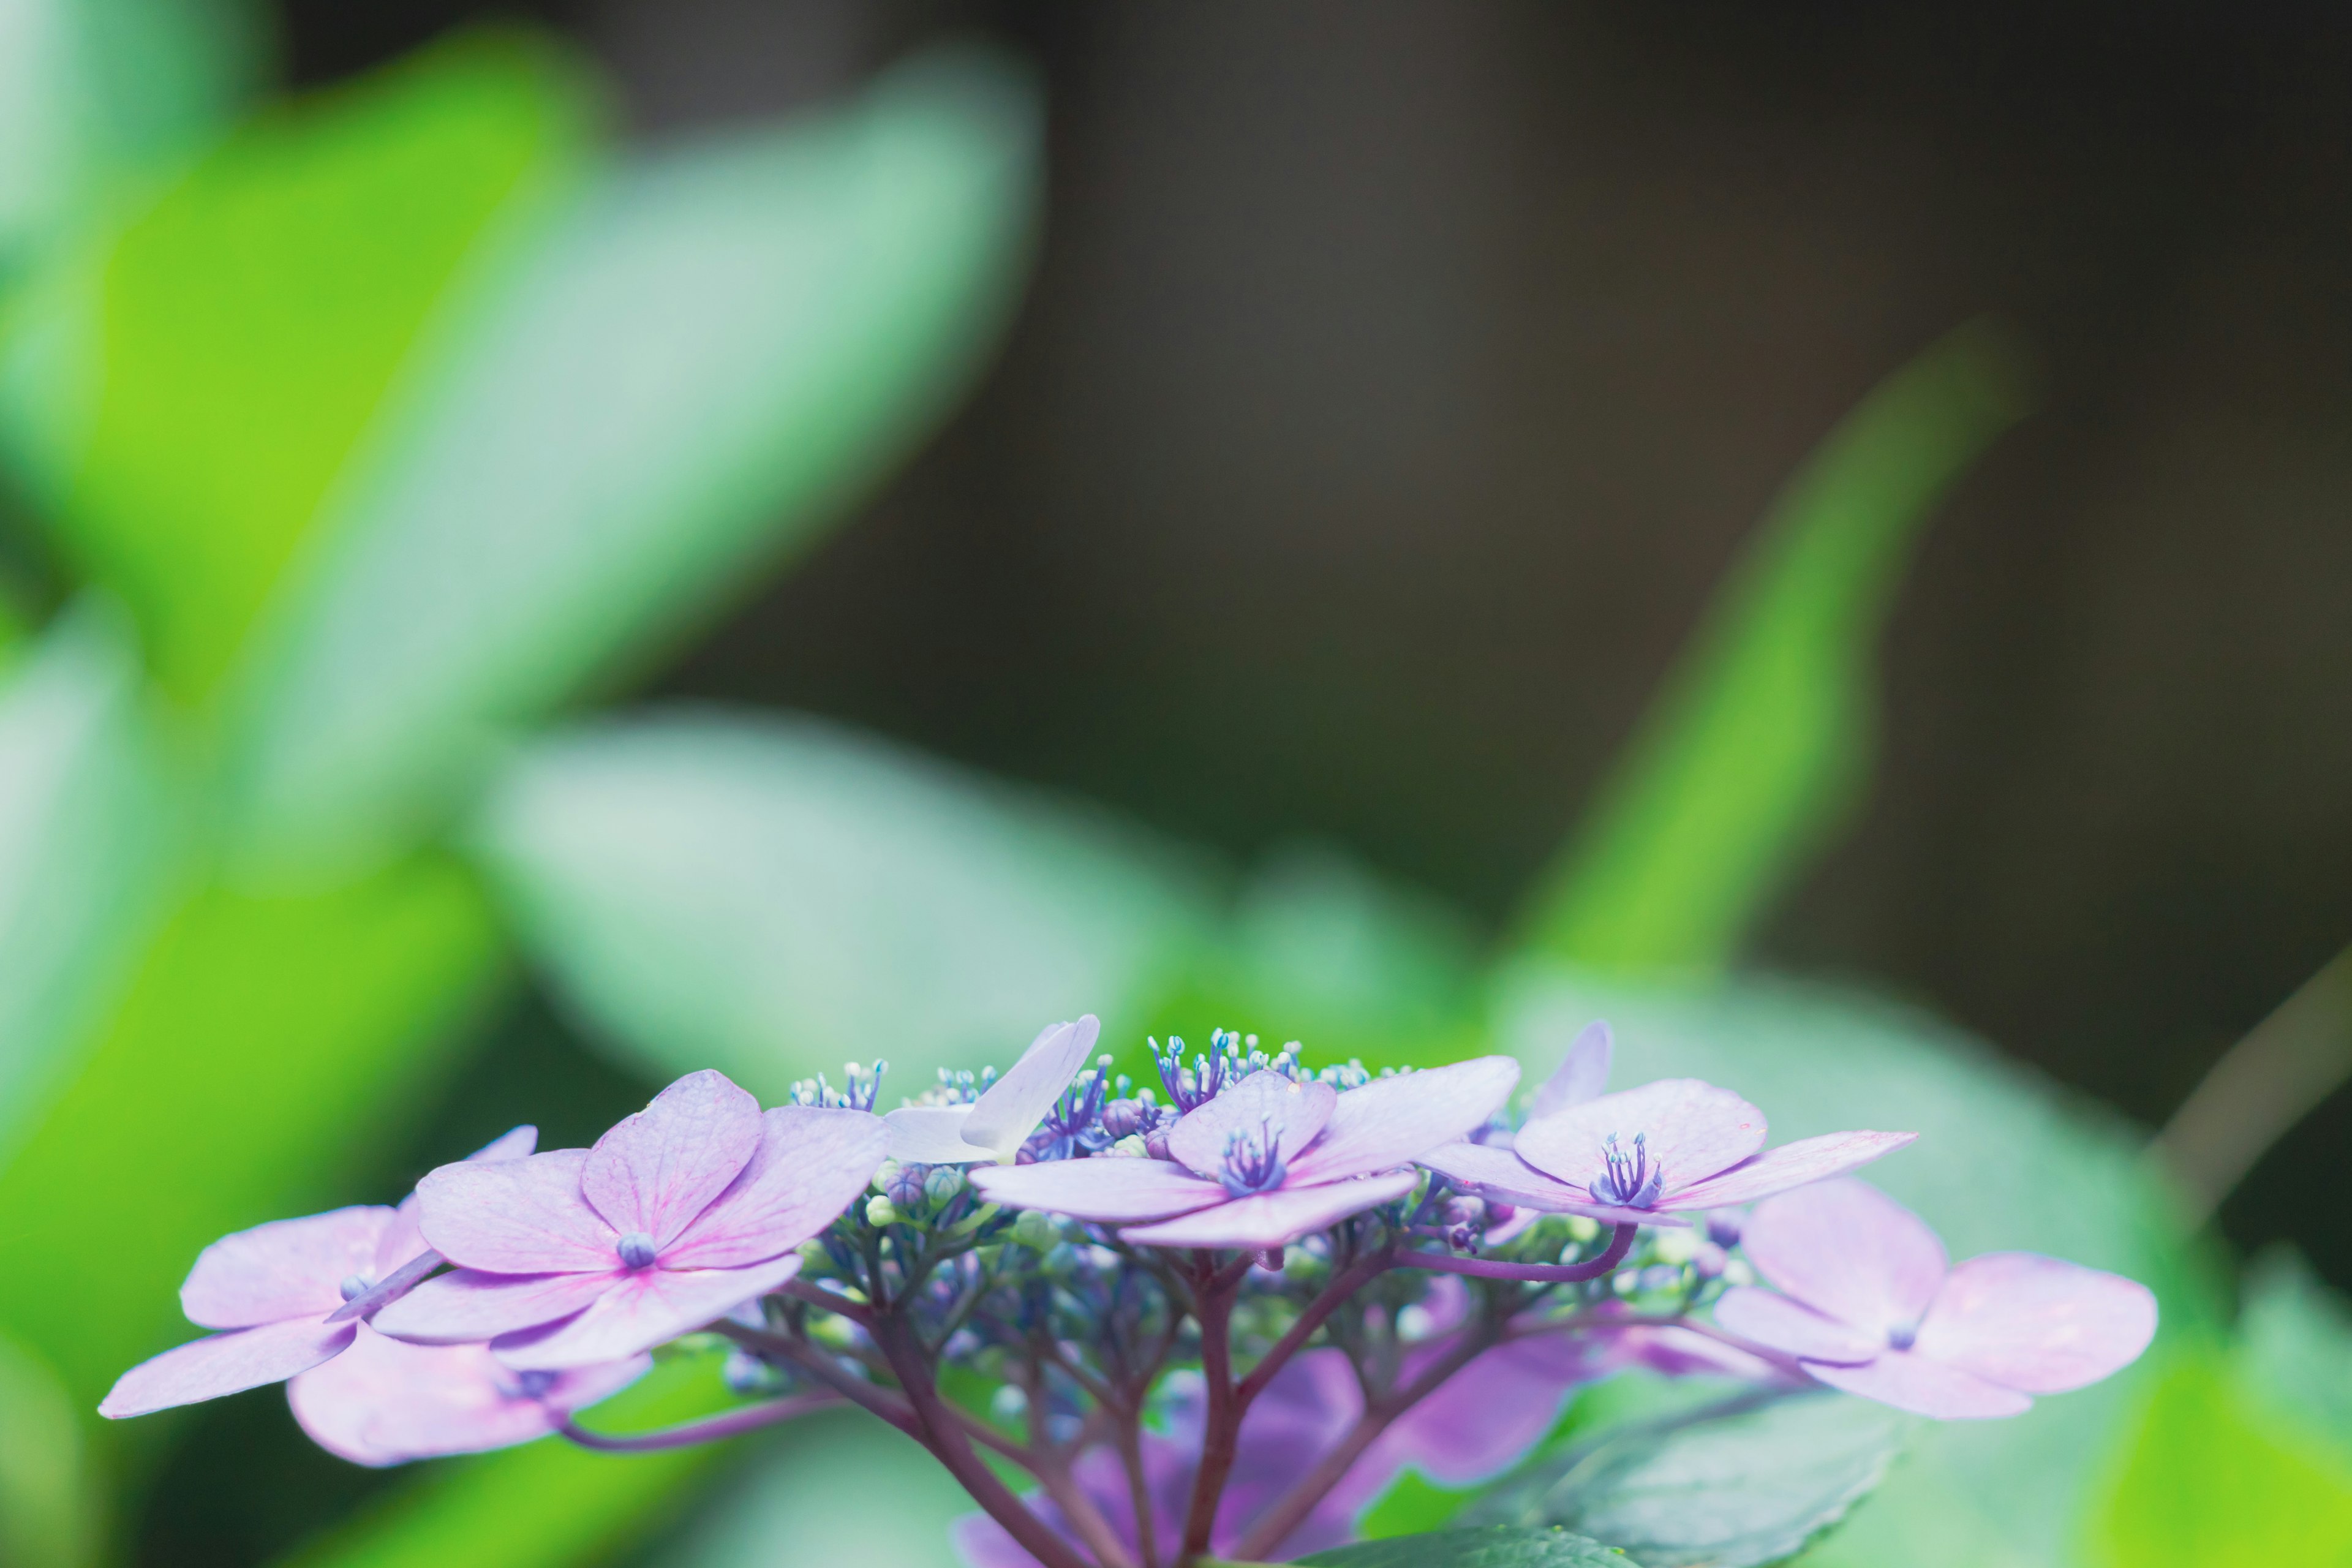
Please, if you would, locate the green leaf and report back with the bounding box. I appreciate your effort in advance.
[1515,321,2034,972]
[477,710,1212,1097]
[0,1328,96,1567]
[2237,1248,2352,1447]
[1463,1392,1907,1568]
[217,47,1044,874]
[1294,1525,1638,1568]
[0,28,600,700]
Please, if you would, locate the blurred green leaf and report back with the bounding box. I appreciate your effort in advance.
[0,856,504,1407]
[477,710,1213,1097]
[0,1327,95,1567]
[0,600,177,1153]
[2237,1248,2352,1445]
[1463,1392,1909,1568]
[0,28,600,699]
[2090,1355,2352,1568]
[219,47,1044,875]
[1294,1525,1636,1568]
[1516,320,2034,972]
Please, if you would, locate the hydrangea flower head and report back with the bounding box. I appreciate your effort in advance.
[289,1325,646,1466]
[884,1017,1102,1164]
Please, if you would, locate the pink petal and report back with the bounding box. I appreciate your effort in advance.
[1362,1332,1610,1488]
[1666,1130,1918,1210]
[371,1267,620,1345]
[1912,1253,2157,1395]
[493,1254,804,1370]
[970,1158,1226,1223]
[1167,1071,1338,1182]
[1513,1079,1765,1199]
[1713,1285,1881,1363]
[1288,1057,1521,1184]
[1805,1348,2033,1419]
[1415,1140,1685,1227]
[581,1069,764,1250]
[180,1207,396,1329]
[1529,1020,1613,1120]
[1119,1171,1419,1247]
[1741,1178,1947,1341]
[962,1016,1101,1161]
[372,1126,541,1276]
[884,1105,987,1164]
[288,1324,646,1466]
[664,1106,888,1269]
[416,1150,617,1273]
[100,1318,356,1417]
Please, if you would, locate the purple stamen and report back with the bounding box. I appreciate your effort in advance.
[1218,1118,1289,1198]
[1588,1131,1665,1209]
[337,1274,370,1303]
[616,1232,659,1270]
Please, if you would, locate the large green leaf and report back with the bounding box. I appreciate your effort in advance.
[1294,1525,1637,1568]
[1464,1393,1908,1568]
[217,48,1043,875]
[477,710,1213,1096]
[1515,322,2034,972]
[0,28,599,699]
[0,1327,95,1566]
[2237,1249,2352,1445]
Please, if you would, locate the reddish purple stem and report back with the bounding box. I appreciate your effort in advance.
[1393,1221,1637,1282]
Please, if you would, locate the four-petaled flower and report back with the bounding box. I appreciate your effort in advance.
[1714,1178,2158,1418]
[883,1017,1101,1164]
[373,1069,886,1369]
[970,1058,1521,1248]
[289,1327,647,1466]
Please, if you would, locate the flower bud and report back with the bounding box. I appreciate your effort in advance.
[1565,1215,1600,1243]
[1144,1123,1175,1161]
[1652,1227,1699,1265]
[1107,1134,1150,1159]
[885,1163,931,1212]
[1099,1098,1153,1140]
[1694,1242,1727,1279]
[1011,1209,1060,1250]
[924,1166,965,1207]
[865,1194,900,1227]
[1705,1210,1743,1249]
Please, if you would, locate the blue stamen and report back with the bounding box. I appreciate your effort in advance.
[1219,1118,1289,1197]
[617,1232,659,1269]
[1588,1131,1665,1209]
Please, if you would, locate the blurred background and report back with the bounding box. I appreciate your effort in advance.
[2,2,2349,1566]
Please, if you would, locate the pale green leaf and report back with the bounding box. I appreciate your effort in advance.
[649,1410,971,1568]
[2237,1248,2352,1457]
[0,1328,95,1567]
[1295,1525,1638,1568]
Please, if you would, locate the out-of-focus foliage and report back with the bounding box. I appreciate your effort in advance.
[1295,1526,1635,1568]
[2237,1250,2352,1439]
[0,1327,95,1567]
[649,1414,972,1568]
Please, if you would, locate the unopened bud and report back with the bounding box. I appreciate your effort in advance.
[865,1195,900,1227]
[1144,1125,1174,1161]
[924,1166,965,1207]
[1651,1228,1699,1265]
[1565,1215,1600,1243]
[1107,1134,1150,1159]
[1011,1209,1059,1250]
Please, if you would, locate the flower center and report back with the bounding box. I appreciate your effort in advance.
[502,1369,561,1401]
[616,1232,660,1270]
[1887,1322,1918,1351]
[1587,1132,1665,1209]
[337,1274,372,1302]
[1218,1120,1289,1198]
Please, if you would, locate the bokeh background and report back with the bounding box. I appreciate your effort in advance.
[2,2,2348,1566]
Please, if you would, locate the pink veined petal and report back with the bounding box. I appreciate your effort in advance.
[100,1318,356,1417]
[1360,1332,1608,1491]
[1119,1170,1420,1248]
[1414,1140,1686,1227]
[1713,1286,1882,1363]
[1529,1020,1614,1120]
[1513,1079,1766,1200]
[970,1158,1226,1223]
[492,1253,804,1370]
[374,1125,543,1276]
[1665,1130,1918,1210]
[1805,1348,2032,1419]
[962,1016,1102,1161]
[415,1149,617,1273]
[371,1267,621,1346]
[664,1106,889,1269]
[1741,1178,1947,1342]
[179,1207,396,1330]
[1167,1071,1338,1182]
[1912,1252,2158,1395]
[884,1105,988,1164]
[580,1069,764,1251]
[1288,1058,1521,1185]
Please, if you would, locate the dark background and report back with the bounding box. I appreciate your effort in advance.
[146,4,2352,1559]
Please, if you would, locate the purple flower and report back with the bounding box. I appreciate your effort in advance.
[969,1058,1521,1248]
[99,1127,539,1420]
[373,1069,886,1370]
[883,1017,1101,1164]
[1421,1026,1912,1223]
[287,1325,646,1466]
[1713,1178,2158,1419]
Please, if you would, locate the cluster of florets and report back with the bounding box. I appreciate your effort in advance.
[104,1013,2160,1568]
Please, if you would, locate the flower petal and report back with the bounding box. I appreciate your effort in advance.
[372,1267,621,1345]
[1363,1332,1610,1488]
[962,1016,1102,1161]
[1167,1071,1338,1182]
[1804,1349,2032,1418]
[1529,1020,1613,1120]
[1741,1178,1947,1341]
[884,1105,987,1164]
[1912,1253,2157,1395]
[1415,1140,1685,1226]
[373,1126,543,1276]
[1119,1171,1419,1248]
[1713,1285,1881,1363]
[581,1069,764,1250]
[1513,1079,1765,1200]
[1666,1130,1917,1210]
[415,1149,616,1273]
[664,1106,888,1269]
[970,1158,1226,1223]
[180,1207,396,1329]
[288,1324,649,1466]
[100,1318,356,1417]
[492,1254,805,1370]
[1288,1058,1521,1185]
